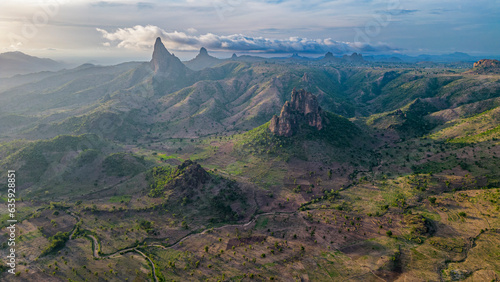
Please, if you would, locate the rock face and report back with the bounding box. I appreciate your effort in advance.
[269,88,323,137]
[472,59,500,74]
[150,37,189,77]
[473,59,500,69]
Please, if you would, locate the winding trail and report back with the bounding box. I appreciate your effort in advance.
[73,211,296,282]
[135,249,159,282]
[165,211,296,248]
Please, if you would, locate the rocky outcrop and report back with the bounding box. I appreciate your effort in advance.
[166,160,210,196]
[471,59,500,74]
[150,37,189,78]
[473,59,500,69]
[269,88,323,137]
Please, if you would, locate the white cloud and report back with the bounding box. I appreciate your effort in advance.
[97,25,397,54]
[187,27,197,34]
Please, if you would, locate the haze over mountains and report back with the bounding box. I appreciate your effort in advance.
[1,40,494,79]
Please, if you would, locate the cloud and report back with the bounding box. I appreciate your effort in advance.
[428,8,453,15]
[97,25,398,54]
[377,9,419,16]
[187,27,198,34]
[90,1,154,9]
[91,1,127,8]
[137,2,154,9]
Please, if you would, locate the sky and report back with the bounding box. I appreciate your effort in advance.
[0,0,499,64]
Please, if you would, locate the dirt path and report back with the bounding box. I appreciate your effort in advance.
[88,235,100,258]
[135,249,159,282]
[80,211,295,282]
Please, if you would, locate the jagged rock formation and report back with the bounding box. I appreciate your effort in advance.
[269,88,323,137]
[150,37,189,78]
[471,59,500,74]
[231,53,238,59]
[184,47,222,70]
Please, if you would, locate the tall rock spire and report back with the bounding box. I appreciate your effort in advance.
[269,88,323,137]
[150,37,189,77]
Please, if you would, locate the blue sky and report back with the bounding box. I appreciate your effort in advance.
[1,0,499,64]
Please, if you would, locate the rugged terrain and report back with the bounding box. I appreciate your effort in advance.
[1,38,500,281]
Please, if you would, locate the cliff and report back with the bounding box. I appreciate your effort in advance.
[269,88,323,137]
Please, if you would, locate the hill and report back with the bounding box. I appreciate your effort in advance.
[0,51,66,78]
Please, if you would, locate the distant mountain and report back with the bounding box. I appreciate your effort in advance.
[184,47,223,70]
[320,52,340,63]
[342,52,364,62]
[366,52,479,63]
[0,51,66,77]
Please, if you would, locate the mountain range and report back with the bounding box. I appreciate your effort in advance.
[2,45,491,79]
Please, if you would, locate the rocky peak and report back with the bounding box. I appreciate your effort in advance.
[324,52,334,59]
[167,160,210,192]
[150,37,188,76]
[231,53,238,59]
[184,46,221,71]
[472,59,500,74]
[199,47,209,57]
[269,88,323,137]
